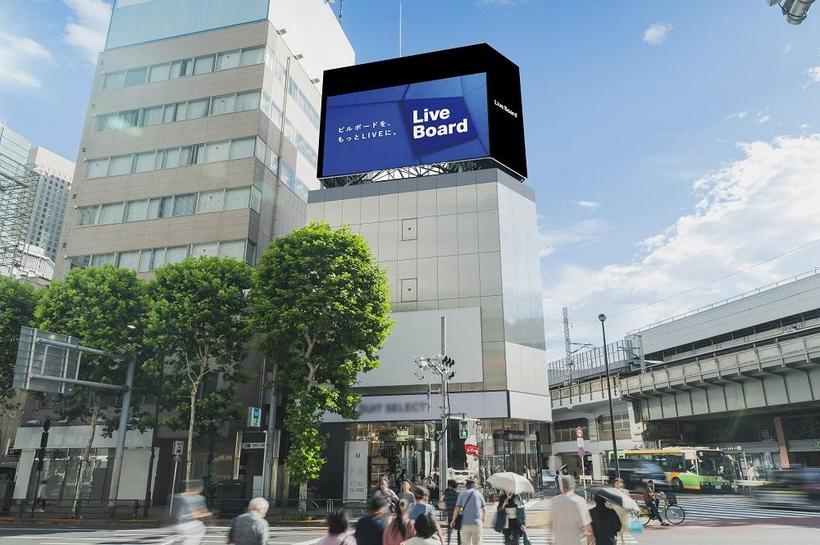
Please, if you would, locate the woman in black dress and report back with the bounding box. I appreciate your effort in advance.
[589,494,622,545]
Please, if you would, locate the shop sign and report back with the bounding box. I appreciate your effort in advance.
[465,443,479,456]
[504,430,526,442]
[241,442,265,450]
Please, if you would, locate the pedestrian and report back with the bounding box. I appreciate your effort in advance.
[643,479,667,526]
[612,478,630,545]
[227,497,269,545]
[354,496,389,545]
[554,473,561,494]
[451,478,485,545]
[34,479,48,512]
[589,494,621,545]
[318,509,355,545]
[404,512,442,545]
[409,486,436,521]
[549,476,593,545]
[494,491,507,535]
[501,493,527,545]
[399,479,416,505]
[374,478,399,511]
[170,480,210,545]
[382,499,416,545]
[443,479,460,545]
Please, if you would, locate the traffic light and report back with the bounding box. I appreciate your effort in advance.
[459,420,469,439]
[442,355,455,367]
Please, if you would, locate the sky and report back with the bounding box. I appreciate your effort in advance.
[2,1,820,360]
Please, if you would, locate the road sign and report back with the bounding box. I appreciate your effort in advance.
[173,440,184,456]
[247,406,262,428]
[578,446,585,458]
[575,426,583,439]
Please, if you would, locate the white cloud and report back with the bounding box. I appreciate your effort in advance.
[785,43,793,54]
[475,0,526,6]
[643,23,672,45]
[806,66,820,83]
[758,114,771,124]
[540,218,609,258]
[62,0,112,64]
[573,200,600,210]
[0,33,54,88]
[543,135,820,360]
[727,111,749,120]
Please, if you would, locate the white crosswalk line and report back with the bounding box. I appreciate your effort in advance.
[666,495,820,523]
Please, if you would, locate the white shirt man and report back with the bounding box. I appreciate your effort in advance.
[550,476,593,545]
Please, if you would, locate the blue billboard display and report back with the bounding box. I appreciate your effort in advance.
[321,73,490,177]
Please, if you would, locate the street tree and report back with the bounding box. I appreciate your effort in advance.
[35,266,147,512]
[0,277,40,425]
[252,222,393,503]
[146,256,253,482]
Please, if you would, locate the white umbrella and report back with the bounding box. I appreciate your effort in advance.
[488,472,535,495]
[593,487,640,513]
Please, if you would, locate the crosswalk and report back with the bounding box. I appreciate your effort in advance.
[452,528,639,544]
[671,495,820,524]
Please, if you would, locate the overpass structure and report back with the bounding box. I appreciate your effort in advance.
[547,268,820,475]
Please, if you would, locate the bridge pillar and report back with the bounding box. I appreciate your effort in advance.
[773,416,791,469]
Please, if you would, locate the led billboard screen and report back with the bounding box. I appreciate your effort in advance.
[318,44,527,179]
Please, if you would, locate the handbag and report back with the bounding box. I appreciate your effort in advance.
[453,491,474,531]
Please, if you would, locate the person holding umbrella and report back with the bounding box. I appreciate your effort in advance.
[589,493,622,545]
[500,492,527,545]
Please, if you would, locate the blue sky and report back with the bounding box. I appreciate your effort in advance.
[2,1,820,357]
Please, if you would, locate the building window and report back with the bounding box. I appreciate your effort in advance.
[204,141,229,163]
[196,190,224,214]
[103,71,125,89]
[165,246,189,264]
[240,46,265,67]
[148,63,170,83]
[235,90,260,111]
[193,55,215,75]
[597,412,631,441]
[192,241,218,257]
[229,138,255,160]
[219,240,245,259]
[172,194,196,217]
[170,58,192,79]
[124,67,148,87]
[75,206,99,226]
[98,203,124,225]
[216,50,240,70]
[107,155,133,176]
[125,199,148,222]
[134,152,155,173]
[224,187,250,210]
[186,98,209,120]
[117,251,139,271]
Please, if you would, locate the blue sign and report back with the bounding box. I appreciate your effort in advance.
[321,73,490,177]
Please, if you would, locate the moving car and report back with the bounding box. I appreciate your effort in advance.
[607,459,669,491]
[753,467,820,511]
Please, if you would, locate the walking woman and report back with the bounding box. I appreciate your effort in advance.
[501,493,527,545]
[382,499,416,545]
[612,478,630,545]
[589,494,622,545]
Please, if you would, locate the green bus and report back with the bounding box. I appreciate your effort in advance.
[613,447,733,491]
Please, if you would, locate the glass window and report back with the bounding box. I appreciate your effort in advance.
[170,59,192,78]
[124,67,148,87]
[139,248,164,272]
[107,155,133,176]
[95,114,111,132]
[280,163,294,186]
[240,46,265,66]
[196,190,224,213]
[172,194,197,216]
[125,199,148,222]
[204,141,230,163]
[216,50,240,70]
[192,242,218,258]
[99,203,124,224]
[235,90,260,111]
[91,253,116,266]
[134,152,155,173]
[250,187,262,212]
[117,251,139,271]
[210,94,235,115]
[69,255,91,269]
[121,110,140,128]
[148,63,170,83]
[224,187,250,210]
[179,146,195,166]
[164,102,186,123]
[142,106,164,126]
[165,246,189,264]
[148,196,172,219]
[86,158,109,179]
[193,55,214,75]
[245,240,257,265]
[103,71,125,89]
[229,138,255,159]
[186,98,209,119]
[163,148,180,169]
[75,205,99,226]
[219,240,245,259]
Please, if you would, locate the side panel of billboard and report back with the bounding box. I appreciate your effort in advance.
[318,44,526,179]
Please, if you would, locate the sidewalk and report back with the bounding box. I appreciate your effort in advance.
[483,497,553,528]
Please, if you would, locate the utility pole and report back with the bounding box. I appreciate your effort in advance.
[108,354,137,511]
[562,307,574,401]
[598,314,620,479]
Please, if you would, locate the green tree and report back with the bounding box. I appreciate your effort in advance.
[35,266,147,512]
[0,277,41,436]
[146,256,252,482]
[252,222,393,503]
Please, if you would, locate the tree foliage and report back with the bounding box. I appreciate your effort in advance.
[146,256,253,482]
[252,222,393,491]
[0,277,40,409]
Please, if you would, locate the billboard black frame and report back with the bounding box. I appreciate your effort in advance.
[317,43,527,180]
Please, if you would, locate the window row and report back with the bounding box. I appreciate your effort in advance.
[69,239,258,273]
[287,76,320,130]
[84,137,257,179]
[102,46,266,90]
[94,90,261,132]
[285,121,318,168]
[75,186,262,227]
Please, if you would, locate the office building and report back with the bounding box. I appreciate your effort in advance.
[27,147,74,262]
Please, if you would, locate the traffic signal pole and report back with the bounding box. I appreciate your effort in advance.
[439,316,448,497]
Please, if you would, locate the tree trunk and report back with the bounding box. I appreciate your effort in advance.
[184,381,199,483]
[72,395,98,517]
[298,481,307,512]
[205,434,216,492]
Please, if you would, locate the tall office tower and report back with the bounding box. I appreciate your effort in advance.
[27,147,74,262]
[0,123,37,276]
[56,0,354,278]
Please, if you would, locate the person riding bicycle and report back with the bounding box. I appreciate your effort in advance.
[643,480,669,526]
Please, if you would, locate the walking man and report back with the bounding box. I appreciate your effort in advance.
[549,476,593,545]
[34,479,48,512]
[228,498,269,545]
[170,480,210,545]
[444,479,460,545]
[450,478,485,545]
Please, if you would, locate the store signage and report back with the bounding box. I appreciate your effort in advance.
[247,406,262,428]
[465,443,479,456]
[319,44,527,179]
[241,442,265,450]
[504,430,526,442]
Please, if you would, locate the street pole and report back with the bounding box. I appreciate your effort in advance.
[143,360,163,518]
[108,354,137,510]
[599,314,620,480]
[439,316,448,498]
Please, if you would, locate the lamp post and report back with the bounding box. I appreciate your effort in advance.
[599,313,620,479]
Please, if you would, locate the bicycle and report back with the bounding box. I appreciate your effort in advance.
[637,492,686,526]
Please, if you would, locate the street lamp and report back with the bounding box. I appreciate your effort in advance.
[599,313,620,480]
